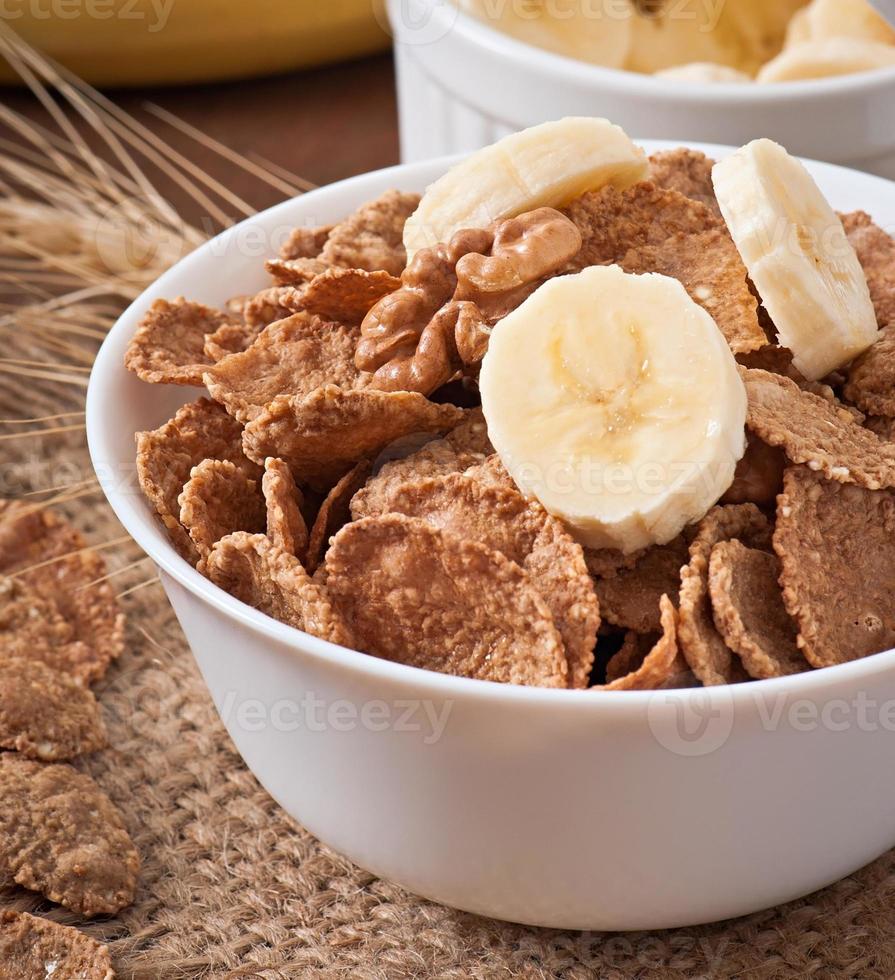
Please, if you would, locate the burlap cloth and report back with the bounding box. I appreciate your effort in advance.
[4,371,895,980]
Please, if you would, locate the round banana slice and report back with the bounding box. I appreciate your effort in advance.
[757,37,895,81]
[479,265,747,554]
[403,118,648,261]
[712,139,879,381]
[785,0,895,47]
[654,62,753,83]
[457,0,633,69]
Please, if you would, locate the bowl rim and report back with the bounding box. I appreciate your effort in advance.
[87,138,895,707]
[402,0,895,102]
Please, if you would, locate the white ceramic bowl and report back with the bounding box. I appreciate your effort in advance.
[389,0,895,177]
[87,142,895,932]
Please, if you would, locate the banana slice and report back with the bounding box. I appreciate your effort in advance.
[654,62,753,83]
[479,265,747,554]
[403,118,648,260]
[785,0,895,47]
[457,0,632,69]
[712,139,878,381]
[758,37,895,81]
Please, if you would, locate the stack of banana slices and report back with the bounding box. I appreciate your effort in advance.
[405,117,878,554]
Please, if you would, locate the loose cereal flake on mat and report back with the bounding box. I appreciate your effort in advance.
[204,311,367,424]
[321,514,568,688]
[279,223,334,261]
[843,326,895,417]
[242,385,464,491]
[0,577,102,685]
[596,596,685,691]
[774,466,895,668]
[386,471,599,689]
[649,148,721,217]
[0,911,114,980]
[708,539,806,679]
[318,190,420,276]
[742,367,895,490]
[564,182,765,353]
[592,535,690,634]
[0,657,107,760]
[0,502,125,684]
[124,297,236,386]
[179,459,266,558]
[0,754,139,916]
[202,532,353,647]
[305,461,372,574]
[136,397,261,562]
[841,210,895,329]
[351,407,492,519]
[679,504,771,686]
[262,458,309,560]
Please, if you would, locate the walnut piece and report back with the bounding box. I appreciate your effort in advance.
[356,207,582,395]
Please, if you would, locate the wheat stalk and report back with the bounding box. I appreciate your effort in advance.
[0,23,304,584]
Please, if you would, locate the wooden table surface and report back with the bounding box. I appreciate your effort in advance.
[3,52,401,224]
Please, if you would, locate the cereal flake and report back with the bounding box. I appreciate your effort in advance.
[305,461,372,574]
[649,148,721,216]
[136,398,261,561]
[565,183,765,353]
[386,471,599,688]
[204,311,367,424]
[0,754,139,916]
[125,297,235,386]
[0,911,114,980]
[179,459,266,558]
[242,385,464,491]
[742,367,895,490]
[593,535,690,633]
[774,466,895,668]
[0,657,107,760]
[708,539,806,679]
[202,532,353,647]
[262,458,309,560]
[596,596,685,691]
[678,503,771,686]
[321,514,568,688]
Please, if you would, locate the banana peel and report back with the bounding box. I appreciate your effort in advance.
[0,0,391,87]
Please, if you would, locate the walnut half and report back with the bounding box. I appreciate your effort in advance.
[356,207,582,395]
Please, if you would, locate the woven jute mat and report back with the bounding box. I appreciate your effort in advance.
[4,372,895,980]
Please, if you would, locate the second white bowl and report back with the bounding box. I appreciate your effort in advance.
[389,0,895,178]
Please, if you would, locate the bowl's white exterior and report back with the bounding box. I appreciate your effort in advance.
[389,0,895,178]
[87,144,895,931]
